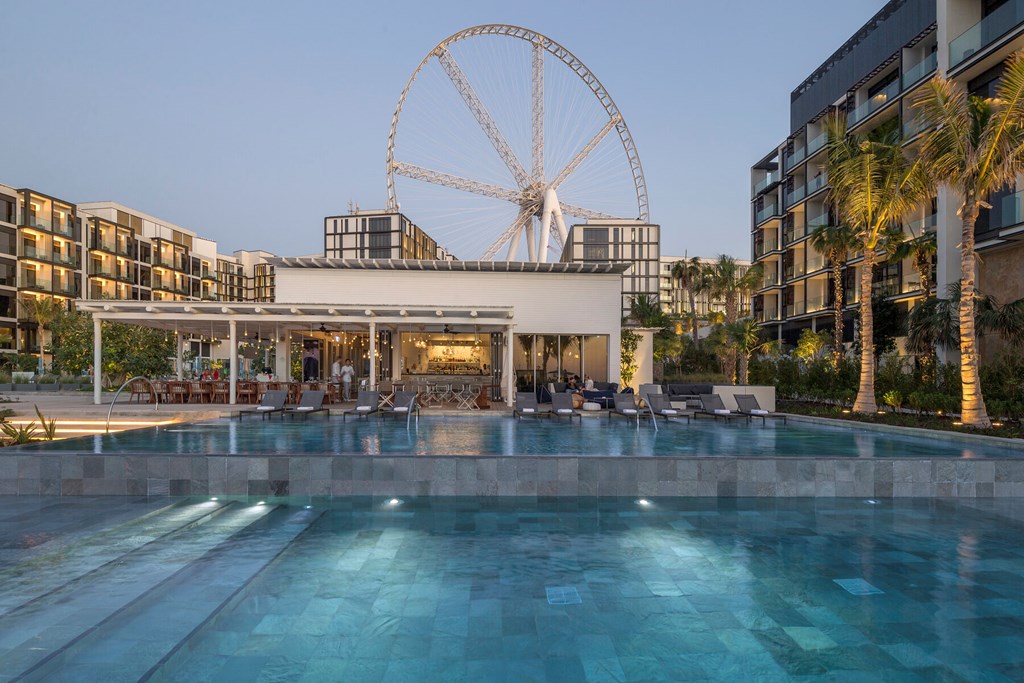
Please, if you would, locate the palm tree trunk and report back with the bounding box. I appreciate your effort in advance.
[853,248,878,413]
[687,287,699,349]
[959,207,990,427]
[831,252,844,368]
[738,353,749,385]
[724,293,738,383]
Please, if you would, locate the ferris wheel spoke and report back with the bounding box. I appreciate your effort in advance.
[436,48,531,189]
[558,202,619,221]
[548,116,621,192]
[532,41,544,183]
[481,206,537,261]
[393,162,521,203]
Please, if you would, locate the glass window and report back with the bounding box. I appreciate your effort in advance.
[583,335,608,383]
[560,335,582,380]
[368,217,391,233]
[513,334,534,392]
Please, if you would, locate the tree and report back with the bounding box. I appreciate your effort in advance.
[626,293,670,330]
[21,295,64,373]
[883,223,939,379]
[825,113,930,413]
[907,283,1024,360]
[808,222,859,367]
[670,257,707,348]
[50,310,175,386]
[724,318,778,385]
[794,328,831,363]
[912,51,1024,427]
[705,256,763,382]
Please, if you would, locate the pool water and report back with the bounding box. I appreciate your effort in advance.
[14,415,1020,458]
[1,496,1022,681]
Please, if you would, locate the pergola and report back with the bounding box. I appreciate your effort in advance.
[77,301,517,406]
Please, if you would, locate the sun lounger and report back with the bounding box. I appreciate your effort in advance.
[381,391,418,419]
[550,393,582,422]
[734,394,786,425]
[609,393,651,425]
[514,393,550,419]
[645,394,691,424]
[342,390,380,421]
[285,390,328,419]
[697,394,747,422]
[237,389,288,420]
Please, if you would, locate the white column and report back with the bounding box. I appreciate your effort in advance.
[505,325,515,407]
[609,326,622,388]
[176,333,184,379]
[93,317,102,405]
[275,328,289,382]
[368,320,377,389]
[391,329,402,381]
[229,319,237,405]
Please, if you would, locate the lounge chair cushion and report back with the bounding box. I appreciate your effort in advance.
[256,406,275,411]
[557,408,573,414]
[296,406,314,412]
[660,409,678,415]
[713,408,731,415]
[622,408,637,415]
[356,406,372,412]
[751,409,768,415]
[521,407,535,413]
[394,406,409,412]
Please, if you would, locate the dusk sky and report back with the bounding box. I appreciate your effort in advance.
[3,0,881,260]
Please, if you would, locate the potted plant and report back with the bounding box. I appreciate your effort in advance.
[0,371,11,393]
[37,374,59,392]
[12,372,35,391]
[58,375,83,391]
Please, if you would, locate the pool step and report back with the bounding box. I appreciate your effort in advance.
[0,502,280,681]
[15,505,323,683]
[0,499,234,617]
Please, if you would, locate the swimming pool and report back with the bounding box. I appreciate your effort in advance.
[2,496,1022,681]
[13,415,1021,459]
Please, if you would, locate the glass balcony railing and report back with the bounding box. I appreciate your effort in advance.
[785,146,806,170]
[806,172,828,195]
[54,282,79,297]
[903,51,938,88]
[20,245,48,261]
[785,301,806,317]
[806,132,827,156]
[755,203,780,223]
[752,172,779,196]
[903,117,928,138]
[92,240,117,253]
[52,251,78,267]
[950,0,1024,68]
[761,271,780,288]
[756,237,779,256]
[848,80,900,126]
[807,296,827,313]
[806,254,826,273]
[785,185,806,207]
[806,212,831,230]
[785,223,807,244]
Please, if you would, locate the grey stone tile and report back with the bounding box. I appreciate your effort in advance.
[456,459,477,482]
[147,456,169,479]
[331,457,352,480]
[18,457,41,479]
[309,457,331,480]
[476,458,497,481]
[556,458,576,482]
[373,458,395,482]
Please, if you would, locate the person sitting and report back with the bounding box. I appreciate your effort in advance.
[566,376,580,392]
[584,375,594,391]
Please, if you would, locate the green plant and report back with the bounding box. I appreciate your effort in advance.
[37,374,58,384]
[34,405,56,441]
[1,420,37,444]
[620,330,640,388]
[882,389,903,412]
[794,329,831,363]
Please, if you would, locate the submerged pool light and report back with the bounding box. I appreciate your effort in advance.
[387,498,404,507]
[256,501,266,506]
[210,497,218,501]
[635,498,651,507]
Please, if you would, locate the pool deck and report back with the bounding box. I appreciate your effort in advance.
[2,394,1023,500]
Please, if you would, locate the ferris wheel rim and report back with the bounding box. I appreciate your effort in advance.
[385,23,649,258]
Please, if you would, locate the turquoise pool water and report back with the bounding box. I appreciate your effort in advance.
[14,415,1020,458]
[1,496,1022,681]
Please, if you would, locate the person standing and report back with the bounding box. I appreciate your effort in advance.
[340,359,355,401]
[331,357,342,384]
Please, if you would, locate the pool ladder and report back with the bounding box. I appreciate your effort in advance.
[105,376,160,433]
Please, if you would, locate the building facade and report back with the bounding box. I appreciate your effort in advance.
[560,220,661,316]
[750,0,1024,348]
[658,255,754,319]
[0,184,277,360]
[323,210,455,261]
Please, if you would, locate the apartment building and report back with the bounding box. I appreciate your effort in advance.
[0,184,278,360]
[324,210,455,261]
[751,0,1024,347]
[658,256,753,319]
[560,220,661,316]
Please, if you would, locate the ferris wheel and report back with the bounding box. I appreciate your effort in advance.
[385,25,649,263]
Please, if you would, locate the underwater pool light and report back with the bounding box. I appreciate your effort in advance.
[635,498,651,507]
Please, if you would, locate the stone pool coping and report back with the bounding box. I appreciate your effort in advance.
[786,414,1024,450]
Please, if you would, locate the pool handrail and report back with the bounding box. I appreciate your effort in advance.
[106,376,160,433]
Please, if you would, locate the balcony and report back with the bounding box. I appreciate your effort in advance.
[785,301,806,318]
[784,224,807,244]
[806,172,828,196]
[950,0,1024,69]
[785,185,806,207]
[806,132,827,157]
[806,295,827,313]
[752,172,779,196]
[806,254,826,273]
[761,270,780,288]
[905,213,937,235]
[754,236,779,257]
[91,239,117,253]
[983,189,1024,232]
[53,282,79,297]
[785,146,806,171]
[755,203,780,224]
[903,51,937,88]
[201,292,218,301]
[806,212,831,230]
[20,245,49,262]
[848,80,900,126]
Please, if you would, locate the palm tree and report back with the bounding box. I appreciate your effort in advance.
[825,113,930,413]
[21,295,64,374]
[808,222,859,367]
[912,51,1024,427]
[908,282,1024,359]
[884,223,939,380]
[706,256,763,382]
[670,257,706,348]
[627,293,670,329]
[725,318,778,385]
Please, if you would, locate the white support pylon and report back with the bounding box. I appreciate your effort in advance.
[536,188,567,263]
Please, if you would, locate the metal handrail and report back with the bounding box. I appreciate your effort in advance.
[105,376,160,433]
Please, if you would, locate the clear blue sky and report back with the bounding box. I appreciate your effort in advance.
[2,0,881,260]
